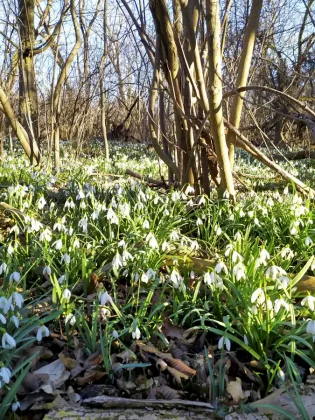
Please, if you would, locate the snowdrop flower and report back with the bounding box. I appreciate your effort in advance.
[301,295,315,311]
[163,209,170,216]
[62,289,71,300]
[170,230,179,241]
[141,273,149,283]
[223,190,230,199]
[73,238,80,248]
[215,261,228,274]
[146,232,159,250]
[218,335,231,351]
[251,305,258,315]
[171,191,180,202]
[234,231,242,241]
[185,185,194,195]
[64,199,75,209]
[53,239,63,250]
[78,217,88,233]
[10,316,19,328]
[0,297,12,314]
[2,332,16,348]
[11,292,24,308]
[260,248,270,263]
[162,241,170,252]
[281,247,294,260]
[58,275,66,284]
[232,251,243,263]
[65,314,76,326]
[190,240,199,250]
[118,239,126,248]
[283,187,289,195]
[265,266,286,280]
[11,402,20,412]
[198,196,206,205]
[61,253,71,264]
[99,290,113,306]
[233,263,246,281]
[143,220,150,229]
[36,325,50,341]
[112,253,123,270]
[112,330,119,339]
[276,275,290,289]
[196,218,203,226]
[290,226,298,235]
[7,244,14,255]
[10,225,20,234]
[80,202,86,209]
[306,320,315,341]
[170,269,183,288]
[225,244,234,257]
[9,272,21,282]
[244,335,249,345]
[43,266,51,276]
[305,236,313,246]
[76,191,85,200]
[132,327,141,340]
[122,250,133,263]
[38,196,46,210]
[39,228,52,242]
[277,369,286,380]
[0,262,8,275]
[0,367,11,384]
[0,313,6,324]
[251,288,265,305]
[214,225,222,235]
[274,298,290,314]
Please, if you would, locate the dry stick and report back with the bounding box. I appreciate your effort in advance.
[223,119,315,196]
[125,169,163,186]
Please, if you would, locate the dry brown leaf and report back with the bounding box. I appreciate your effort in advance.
[166,366,189,386]
[155,385,181,400]
[137,341,172,358]
[226,378,245,404]
[116,349,137,363]
[59,352,77,370]
[20,372,49,393]
[161,320,183,339]
[76,370,106,386]
[84,352,103,368]
[165,358,196,376]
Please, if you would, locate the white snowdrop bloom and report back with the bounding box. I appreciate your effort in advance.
[260,248,270,262]
[78,217,88,233]
[132,327,141,340]
[162,241,170,252]
[243,335,249,345]
[233,263,246,281]
[215,261,227,274]
[232,251,243,263]
[53,239,63,250]
[203,272,212,285]
[196,218,203,226]
[239,209,245,217]
[58,275,66,284]
[248,211,254,218]
[98,291,113,306]
[9,272,21,282]
[198,196,206,205]
[266,198,274,207]
[146,268,156,280]
[7,244,14,255]
[38,196,46,210]
[214,225,222,235]
[143,220,150,229]
[277,370,286,381]
[91,210,99,221]
[251,305,258,315]
[170,269,183,288]
[283,187,289,195]
[266,299,273,311]
[0,367,11,384]
[234,232,242,241]
[10,316,19,328]
[0,262,8,275]
[119,202,130,218]
[306,320,315,341]
[10,225,20,235]
[65,199,75,209]
[31,219,43,232]
[274,298,290,314]
[185,185,194,195]
[251,288,265,305]
[301,295,315,311]
[163,209,170,216]
[218,336,231,351]
[229,213,235,221]
[122,250,133,263]
[73,238,80,249]
[76,191,85,200]
[2,332,16,348]
[62,289,71,300]
[39,228,52,242]
[80,202,86,209]
[171,191,180,202]
[11,292,24,308]
[112,330,119,339]
[305,236,313,246]
[276,275,290,289]
[61,253,71,264]
[190,240,199,250]
[0,313,6,324]
[290,226,298,235]
[265,266,287,280]
[112,253,123,270]
[0,297,12,314]
[281,247,294,260]
[118,239,126,248]
[65,313,76,326]
[141,273,149,283]
[225,244,234,257]
[170,230,179,241]
[11,402,20,412]
[36,325,50,341]
[146,232,159,250]
[223,190,230,199]
[43,266,51,276]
